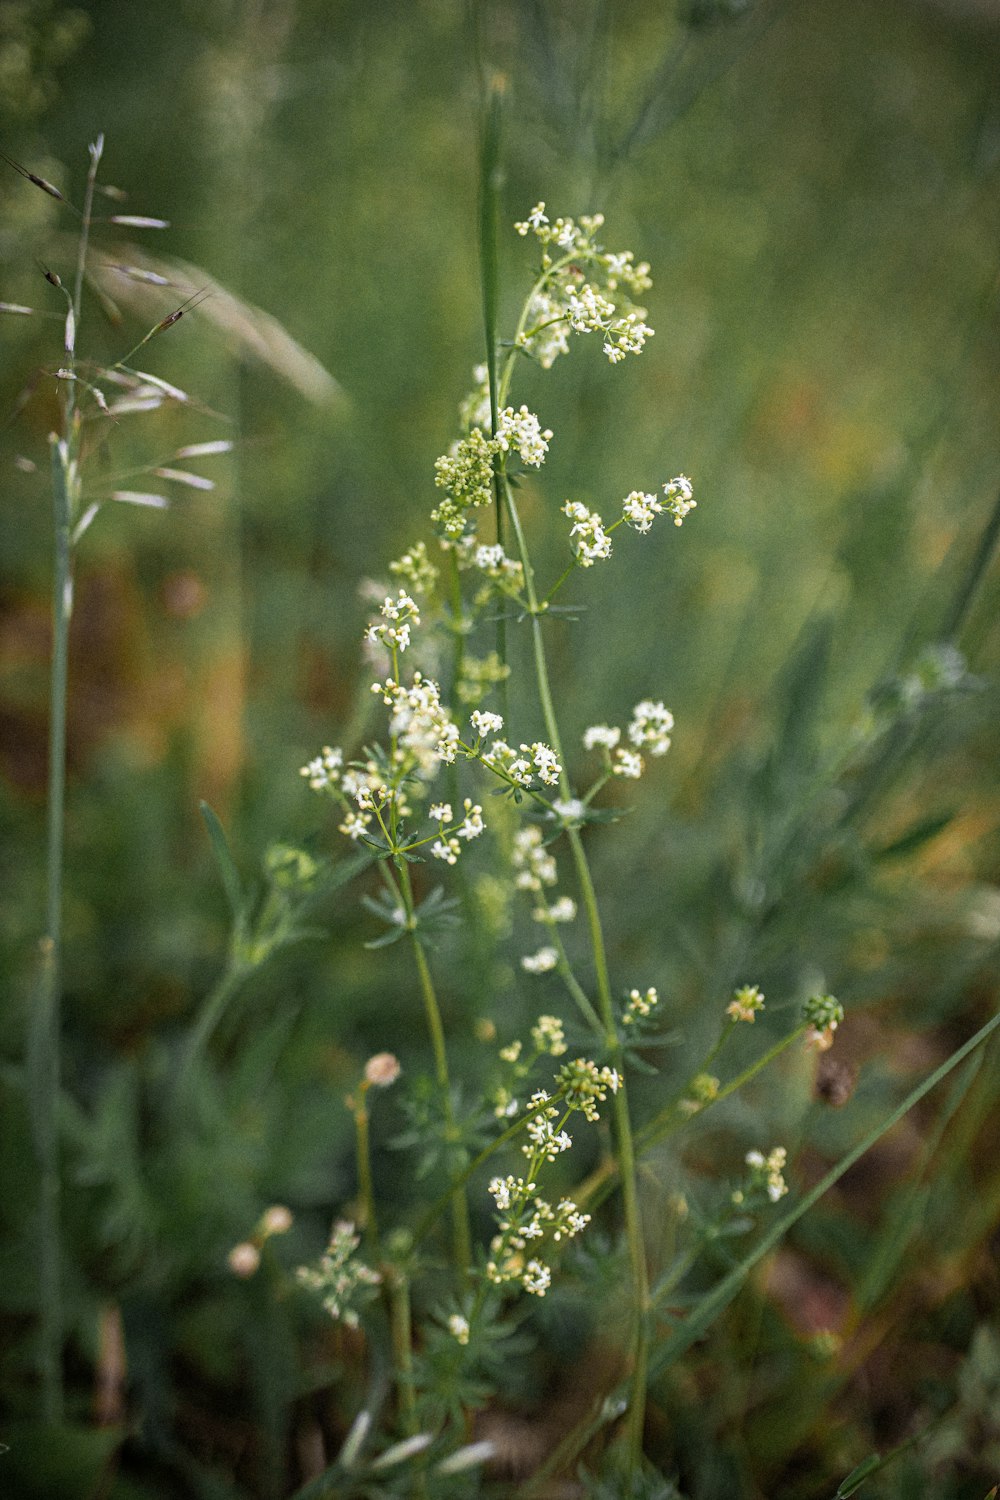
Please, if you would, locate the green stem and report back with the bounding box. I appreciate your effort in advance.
[396,860,472,1276]
[173,960,251,1105]
[31,437,75,1423]
[387,1267,419,1438]
[502,470,649,1473]
[354,1084,379,1252]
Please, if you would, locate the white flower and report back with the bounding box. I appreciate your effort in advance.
[429,803,452,824]
[533,895,577,925]
[528,741,561,786]
[471,708,504,737]
[628,699,674,756]
[300,745,343,791]
[496,404,553,467]
[562,501,612,566]
[339,810,372,840]
[662,474,696,526]
[603,311,654,362]
[621,490,664,534]
[522,1259,552,1296]
[521,946,558,974]
[432,836,461,864]
[515,202,549,235]
[583,724,621,752]
[448,1314,471,1345]
[612,748,644,779]
[512,825,558,890]
[566,283,615,332]
[457,800,485,840]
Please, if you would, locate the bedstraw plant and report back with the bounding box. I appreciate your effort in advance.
[286,179,998,1493]
[12,122,999,1499]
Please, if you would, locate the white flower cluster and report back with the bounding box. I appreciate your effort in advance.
[603,311,654,363]
[474,543,524,592]
[496,404,553,467]
[433,403,553,539]
[623,986,659,1025]
[628,700,674,757]
[727,984,765,1024]
[300,744,343,792]
[532,894,576,925]
[482,738,562,789]
[581,702,673,780]
[523,1092,572,1161]
[556,1057,621,1123]
[562,501,612,566]
[744,1147,789,1204]
[389,539,438,595]
[512,825,558,892]
[364,589,420,654]
[447,1313,471,1345]
[530,1017,567,1056]
[566,283,616,332]
[661,474,696,526]
[430,798,485,864]
[373,672,459,774]
[296,1221,381,1328]
[485,1172,590,1296]
[513,205,654,368]
[521,946,558,974]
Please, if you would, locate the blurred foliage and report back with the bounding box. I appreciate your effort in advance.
[0,0,998,1495]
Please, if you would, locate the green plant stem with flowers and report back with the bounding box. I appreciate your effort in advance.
[299,199,700,1480]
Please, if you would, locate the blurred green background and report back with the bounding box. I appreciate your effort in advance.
[1,1,999,1496]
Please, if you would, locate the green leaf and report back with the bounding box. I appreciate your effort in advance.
[199,800,243,920]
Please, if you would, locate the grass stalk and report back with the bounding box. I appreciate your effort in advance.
[28,140,104,1422]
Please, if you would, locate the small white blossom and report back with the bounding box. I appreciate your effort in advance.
[745,1147,789,1203]
[470,708,504,738]
[624,986,658,1024]
[531,1014,567,1056]
[457,799,485,840]
[621,490,664,534]
[583,724,621,752]
[566,283,616,332]
[628,700,674,756]
[528,741,561,786]
[662,474,696,526]
[448,1314,471,1345]
[563,500,612,565]
[515,202,549,235]
[300,745,343,791]
[496,404,553,468]
[522,1259,552,1296]
[612,748,644,779]
[429,803,452,824]
[521,946,559,974]
[604,311,654,363]
[432,836,461,865]
[533,895,577,924]
[512,826,558,891]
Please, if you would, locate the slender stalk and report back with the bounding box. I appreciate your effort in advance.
[387,1267,419,1438]
[353,1082,379,1250]
[478,75,508,722]
[501,468,650,1472]
[30,142,105,1421]
[395,860,472,1275]
[30,438,74,1423]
